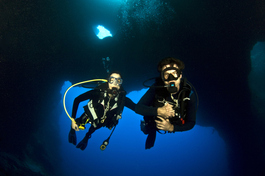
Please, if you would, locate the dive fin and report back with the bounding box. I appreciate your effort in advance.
[68,129,77,145]
[76,135,90,151]
[145,130,156,149]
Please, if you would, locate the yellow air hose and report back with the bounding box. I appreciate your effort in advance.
[63,79,107,123]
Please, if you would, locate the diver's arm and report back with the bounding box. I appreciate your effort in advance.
[71,90,97,119]
[124,97,136,111]
[135,88,174,118]
[173,93,196,132]
[135,87,158,116]
[158,103,174,118]
[155,116,174,132]
[71,90,98,131]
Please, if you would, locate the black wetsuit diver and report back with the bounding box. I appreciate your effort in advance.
[136,78,197,149]
[68,82,135,150]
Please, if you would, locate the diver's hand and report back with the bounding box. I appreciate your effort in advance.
[157,103,174,118]
[155,116,174,132]
[71,120,79,131]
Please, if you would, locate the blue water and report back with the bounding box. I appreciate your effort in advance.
[1,0,265,175]
[59,82,230,176]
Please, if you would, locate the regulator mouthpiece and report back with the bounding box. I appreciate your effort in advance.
[108,87,119,97]
[167,82,178,93]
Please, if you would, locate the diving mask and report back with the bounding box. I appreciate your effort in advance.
[161,67,181,82]
[108,77,123,85]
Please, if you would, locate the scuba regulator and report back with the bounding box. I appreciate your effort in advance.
[108,87,119,97]
[167,81,178,93]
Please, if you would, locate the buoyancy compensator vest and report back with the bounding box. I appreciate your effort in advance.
[82,82,126,129]
[155,77,191,126]
[141,77,192,134]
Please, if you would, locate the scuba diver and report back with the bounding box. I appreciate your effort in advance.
[135,57,198,149]
[68,71,136,150]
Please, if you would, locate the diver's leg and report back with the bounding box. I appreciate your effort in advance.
[76,126,100,150]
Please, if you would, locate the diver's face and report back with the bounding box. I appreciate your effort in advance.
[108,73,122,90]
[163,69,178,80]
[162,64,182,91]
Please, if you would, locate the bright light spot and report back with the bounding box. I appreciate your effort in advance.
[96,25,112,39]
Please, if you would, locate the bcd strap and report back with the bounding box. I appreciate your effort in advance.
[179,78,187,119]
